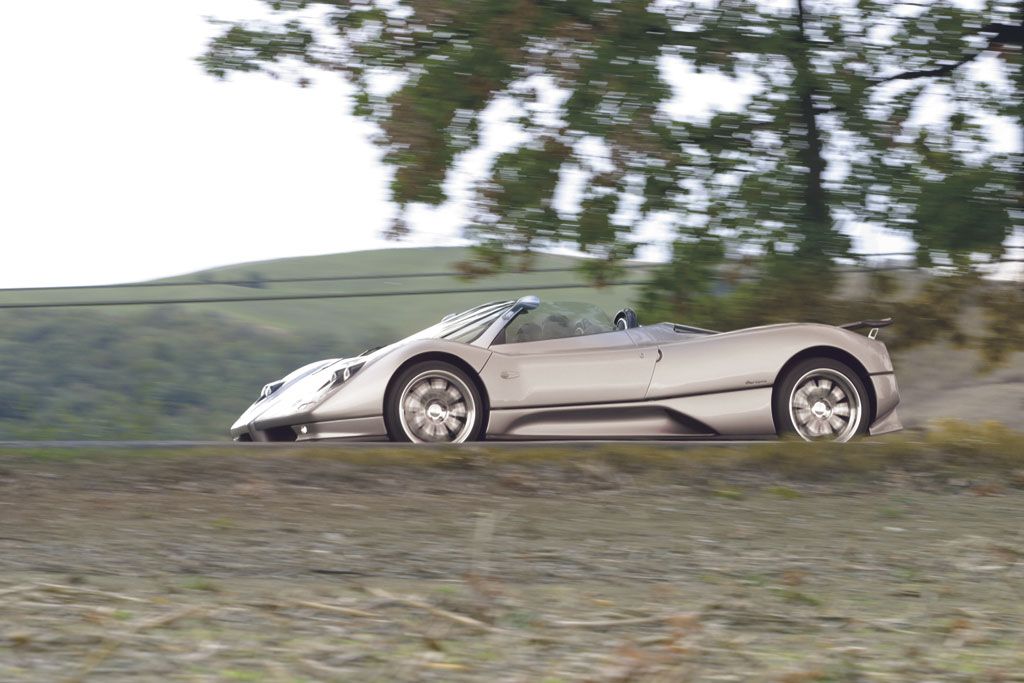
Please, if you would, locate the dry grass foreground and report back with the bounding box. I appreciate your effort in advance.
[2,421,1024,682]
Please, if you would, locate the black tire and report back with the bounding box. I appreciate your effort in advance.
[385,361,485,443]
[774,357,870,442]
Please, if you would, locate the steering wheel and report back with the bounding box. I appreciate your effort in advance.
[614,308,639,330]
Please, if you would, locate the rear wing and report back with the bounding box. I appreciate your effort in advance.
[840,317,893,340]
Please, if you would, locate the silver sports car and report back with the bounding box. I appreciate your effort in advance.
[231,296,901,443]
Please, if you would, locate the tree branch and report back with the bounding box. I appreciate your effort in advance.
[873,22,1023,86]
[876,54,977,84]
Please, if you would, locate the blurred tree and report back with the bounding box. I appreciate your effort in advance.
[638,0,875,325]
[0,309,346,440]
[640,1,1021,330]
[863,1,1021,255]
[203,0,682,282]
[860,0,1022,358]
[202,1,1021,355]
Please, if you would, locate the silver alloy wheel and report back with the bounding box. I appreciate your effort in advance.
[788,368,862,442]
[398,370,476,443]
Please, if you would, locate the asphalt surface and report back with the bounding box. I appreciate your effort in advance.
[0,439,770,449]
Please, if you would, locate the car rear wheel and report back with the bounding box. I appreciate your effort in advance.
[774,358,869,442]
[386,361,484,443]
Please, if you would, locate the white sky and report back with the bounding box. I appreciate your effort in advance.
[0,1,425,288]
[0,1,1018,288]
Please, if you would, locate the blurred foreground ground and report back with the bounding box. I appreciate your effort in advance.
[2,434,1024,682]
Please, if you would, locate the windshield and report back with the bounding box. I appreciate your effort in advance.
[501,301,615,343]
[405,300,515,345]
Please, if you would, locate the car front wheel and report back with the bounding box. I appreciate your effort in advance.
[774,358,869,442]
[386,361,484,443]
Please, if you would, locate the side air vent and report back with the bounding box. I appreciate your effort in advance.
[263,426,298,442]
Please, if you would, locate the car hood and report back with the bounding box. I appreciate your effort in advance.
[231,344,399,432]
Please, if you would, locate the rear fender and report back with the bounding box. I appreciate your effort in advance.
[648,324,893,400]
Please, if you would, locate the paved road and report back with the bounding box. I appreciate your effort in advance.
[0,439,769,449]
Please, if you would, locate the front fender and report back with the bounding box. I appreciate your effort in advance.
[304,339,493,424]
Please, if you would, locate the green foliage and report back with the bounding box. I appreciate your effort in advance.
[860,1,1022,259]
[0,309,336,440]
[201,22,315,79]
[201,0,681,274]
[913,164,1017,257]
[200,1,1022,356]
[479,140,570,252]
[637,234,723,323]
[639,1,1019,347]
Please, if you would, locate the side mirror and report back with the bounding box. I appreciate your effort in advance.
[515,295,540,311]
[502,295,541,321]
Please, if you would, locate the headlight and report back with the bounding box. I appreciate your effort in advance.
[294,362,365,410]
[259,380,285,401]
[330,361,364,387]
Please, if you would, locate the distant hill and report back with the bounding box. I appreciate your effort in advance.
[1,247,646,351]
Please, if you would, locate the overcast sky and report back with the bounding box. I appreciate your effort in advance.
[0,1,1017,288]
[1,1,421,288]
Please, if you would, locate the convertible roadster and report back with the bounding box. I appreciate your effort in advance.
[231,296,901,443]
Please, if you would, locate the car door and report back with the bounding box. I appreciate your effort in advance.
[628,324,778,399]
[481,329,658,409]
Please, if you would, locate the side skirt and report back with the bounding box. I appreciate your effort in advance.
[292,416,388,442]
[486,387,775,440]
